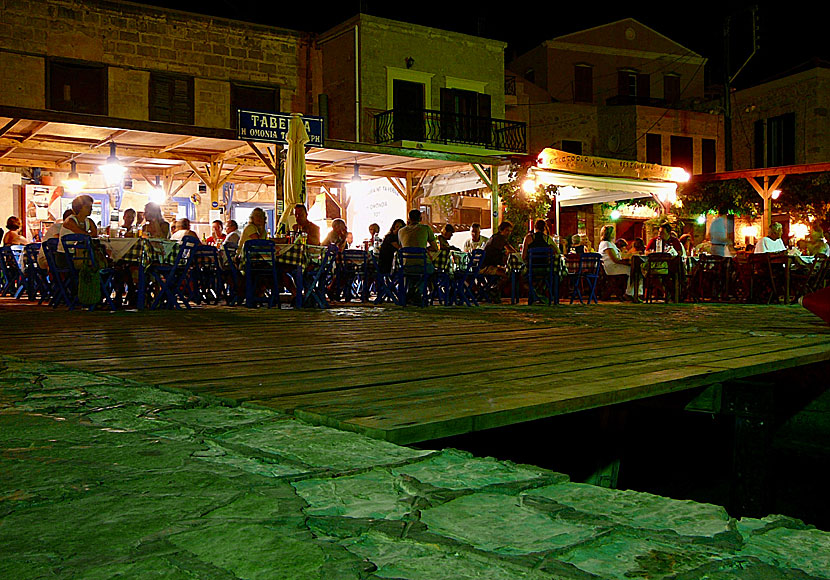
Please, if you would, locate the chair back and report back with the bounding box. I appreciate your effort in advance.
[22,243,41,270]
[60,234,102,272]
[193,244,220,267]
[242,239,276,270]
[578,252,602,277]
[342,249,368,271]
[468,249,486,273]
[527,247,555,271]
[398,247,429,275]
[170,235,199,272]
[0,246,22,292]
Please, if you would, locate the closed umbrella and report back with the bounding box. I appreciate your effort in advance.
[278,113,309,231]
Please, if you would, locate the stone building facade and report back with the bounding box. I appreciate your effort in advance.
[0,0,310,129]
[731,64,830,169]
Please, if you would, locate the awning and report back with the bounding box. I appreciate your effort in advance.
[532,169,677,207]
[425,166,511,197]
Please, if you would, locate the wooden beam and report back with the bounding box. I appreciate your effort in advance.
[91,129,129,149]
[746,177,766,197]
[159,136,197,153]
[0,121,49,160]
[324,138,513,166]
[170,171,196,197]
[386,177,406,200]
[185,160,211,186]
[691,162,830,182]
[215,165,242,190]
[471,163,492,191]
[0,119,19,138]
[246,141,278,176]
[0,137,213,163]
[214,144,253,162]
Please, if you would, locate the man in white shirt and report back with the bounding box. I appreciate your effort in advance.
[463,222,488,253]
[754,222,786,254]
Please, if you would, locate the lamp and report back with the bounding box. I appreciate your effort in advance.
[149,176,166,205]
[696,214,707,225]
[347,163,366,195]
[100,142,125,186]
[405,56,415,69]
[610,209,621,220]
[771,189,781,200]
[63,160,84,194]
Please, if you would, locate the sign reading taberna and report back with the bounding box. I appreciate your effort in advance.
[236,110,325,146]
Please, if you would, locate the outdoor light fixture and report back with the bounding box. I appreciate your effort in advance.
[671,168,690,182]
[791,223,809,239]
[347,163,366,195]
[696,214,707,225]
[771,189,781,200]
[522,177,537,194]
[63,160,84,194]
[149,176,166,205]
[610,209,621,220]
[100,142,126,186]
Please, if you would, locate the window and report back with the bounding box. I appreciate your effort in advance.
[637,73,650,100]
[646,133,662,164]
[231,83,280,129]
[618,70,637,97]
[149,72,194,124]
[753,114,796,167]
[574,65,593,103]
[664,74,681,104]
[702,139,716,173]
[670,135,693,173]
[440,88,491,145]
[48,59,107,115]
[560,140,583,155]
[767,113,796,166]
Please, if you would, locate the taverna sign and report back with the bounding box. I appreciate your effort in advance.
[236,109,325,146]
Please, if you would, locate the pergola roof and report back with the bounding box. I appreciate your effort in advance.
[0,113,512,188]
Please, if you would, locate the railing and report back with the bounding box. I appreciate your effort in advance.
[605,95,669,107]
[504,76,516,96]
[374,108,526,153]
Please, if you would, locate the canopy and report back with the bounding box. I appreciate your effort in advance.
[425,166,511,197]
[532,169,677,207]
[278,113,309,230]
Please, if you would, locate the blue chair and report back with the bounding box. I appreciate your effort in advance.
[527,247,559,305]
[370,251,397,304]
[570,252,602,305]
[191,245,223,305]
[18,243,48,301]
[221,243,242,305]
[341,249,370,302]
[0,246,23,297]
[147,235,198,309]
[60,234,117,311]
[242,239,280,308]
[42,238,73,309]
[448,252,478,307]
[394,247,432,307]
[303,246,336,308]
[468,249,501,303]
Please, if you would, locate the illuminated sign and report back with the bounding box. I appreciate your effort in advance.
[236,110,324,146]
[537,148,688,182]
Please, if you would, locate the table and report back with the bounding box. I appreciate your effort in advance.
[630,253,682,303]
[241,242,326,308]
[100,237,179,310]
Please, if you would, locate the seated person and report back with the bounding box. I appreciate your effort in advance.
[398,209,438,264]
[142,202,171,239]
[291,204,321,245]
[223,220,241,247]
[615,238,629,258]
[118,208,138,238]
[481,221,517,287]
[646,223,684,255]
[805,230,830,257]
[206,219,226,246]
[522,219,559,262]
[629,237,646,256]
[436,223,459,252]
[3,216,28,246]
[678,233,694,256]
[753,222,786,254]
[568,234,587,254]
[59,195,98,239]
[322,218,348,251]
[237,207,268,257]
[463,222,488,252]
[37,209,73,269]
[598,224,636,299]
[170,218,200,241]
[368,223,381,247]
[378,219,405,274]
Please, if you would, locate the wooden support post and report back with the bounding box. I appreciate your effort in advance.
[490,164,501,226]
[747,174,785,238]
[405,172,414,212]
[722,379,775,517]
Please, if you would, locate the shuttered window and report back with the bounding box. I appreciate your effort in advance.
[48,59,107,115]
[149,73,194,124]
[230,83,280,129]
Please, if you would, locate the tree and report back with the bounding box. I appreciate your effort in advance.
[500,164,556,247]
[678,179,760,217]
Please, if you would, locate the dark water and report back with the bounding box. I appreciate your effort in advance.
[418,365,830,531]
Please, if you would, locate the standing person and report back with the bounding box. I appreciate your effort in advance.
[463,222,488,252]
[223,220,241,247]
[206,220,225,246]
[142,202,170,239]
[378,218,405,274]
[598,224,636,299]
[292,204,320,245]
[3,216,28,246]
[237,207,268,256]
[708,213,732,257]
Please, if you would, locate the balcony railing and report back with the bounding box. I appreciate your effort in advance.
[374,108,526,153]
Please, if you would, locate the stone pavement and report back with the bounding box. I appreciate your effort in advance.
[1,355,828,579]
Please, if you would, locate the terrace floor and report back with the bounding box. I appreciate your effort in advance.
[2,298,829,444]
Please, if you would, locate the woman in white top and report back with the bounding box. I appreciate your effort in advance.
[59,195,98,241]
[598,224,636,298]
[237,207,268,257]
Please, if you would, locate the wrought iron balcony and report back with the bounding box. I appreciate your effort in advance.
[374,108,526,153]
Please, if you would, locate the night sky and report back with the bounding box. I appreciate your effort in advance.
[139,0,826,88]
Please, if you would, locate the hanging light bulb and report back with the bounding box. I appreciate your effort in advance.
[63,160,84,194]
[522,177,537,194]
[149,176,166,205]
[771,189,782,200]
[610,209,621,220]
[696,214,707,225]
[100,142,125,186]
[347,163,365,195]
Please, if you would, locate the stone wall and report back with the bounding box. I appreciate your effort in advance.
[0,0,304,127]
[732,67,830,168]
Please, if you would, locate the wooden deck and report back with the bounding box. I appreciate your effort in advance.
[2,298,829,444]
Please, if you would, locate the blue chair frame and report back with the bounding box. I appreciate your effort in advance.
[42,238,73,309]
[147,235,198,309]
[60,234,117,311]
[370,251,397,304]
[302,246,336,308]
[569,252,602,305]
[394,247,432,307]
[0,246,23,297]
[191,245,224,305]
[221,243,242,305]
[527,247,560,305]
[18,243,48,301]
[242,239,280,308]
[340,249,370,302]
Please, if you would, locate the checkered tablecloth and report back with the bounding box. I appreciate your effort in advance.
[239,242,325,269]
[510,252,566,275]
[101,238,178,266]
